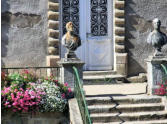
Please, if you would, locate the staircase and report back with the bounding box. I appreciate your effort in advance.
[86,95,167,124]
[83,71,125,84]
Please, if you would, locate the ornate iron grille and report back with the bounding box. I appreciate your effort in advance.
[91,0,108,36]
[62,0,80,34]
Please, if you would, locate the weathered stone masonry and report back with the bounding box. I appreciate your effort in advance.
[114,0,128,76]
[47,0,60,67]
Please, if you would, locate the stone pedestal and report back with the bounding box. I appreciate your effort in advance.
[146,56,167,95]
[58,58,85,92]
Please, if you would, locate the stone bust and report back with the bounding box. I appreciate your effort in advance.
[62,22,81,58]
[147,18,167,56]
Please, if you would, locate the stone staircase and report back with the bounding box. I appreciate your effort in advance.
[86,95,167,124]
[83,71,125,84]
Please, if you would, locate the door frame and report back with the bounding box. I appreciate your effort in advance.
[79,0,114,70]
[58,0,127,75]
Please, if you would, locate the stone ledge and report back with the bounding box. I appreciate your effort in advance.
[2,112,68,124]
[69,98,83,124]
[127,73,147,83]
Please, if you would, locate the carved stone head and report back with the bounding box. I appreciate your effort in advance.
[152,18,161,30]
[66,22,74,32]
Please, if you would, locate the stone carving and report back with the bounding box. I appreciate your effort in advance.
[62,22,81,59]
[147,18,167,56]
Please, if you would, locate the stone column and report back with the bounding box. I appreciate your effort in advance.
[146,56,167,95]
[58,58,85,92]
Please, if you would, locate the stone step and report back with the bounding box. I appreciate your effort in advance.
[90,111,167,123]
[83,75,125,84]
[84,83,147,95]
[88,103,165,114]
[83,71,117,76]
[86,96,162,105]
[93,119,167,124]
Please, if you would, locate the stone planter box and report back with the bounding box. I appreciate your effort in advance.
[2,111,69,124]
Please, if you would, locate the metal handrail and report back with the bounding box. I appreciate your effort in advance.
[72,66,92,124]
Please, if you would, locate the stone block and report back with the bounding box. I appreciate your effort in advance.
[48,37,59,46]
[115,17,125,26]
[48,47,58,55]
[115,27,125,35]
[48,11,59,20]
[115,9,124,17]
[48,20,59,30]
[116,53,128,64]
[46,55,60,67]
[58,58,84,92]
[116,63,127,76]
[48,29,59,39]
[115,44,125,53]
[115,1,125,9]
[115,36,125,43]
[48,2,59,11]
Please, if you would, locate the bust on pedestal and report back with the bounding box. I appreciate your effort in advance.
[146,18,167,95]
[58,22,84,95]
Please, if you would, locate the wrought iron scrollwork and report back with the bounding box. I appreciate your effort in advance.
[62,0,80,34]
[91,0,108,36]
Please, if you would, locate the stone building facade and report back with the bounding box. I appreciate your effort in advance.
[1,0,167,78]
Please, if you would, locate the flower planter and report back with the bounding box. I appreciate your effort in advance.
[2,111,68,124]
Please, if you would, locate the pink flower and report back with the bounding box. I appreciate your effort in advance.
[18,108,22,110]
[14,89,18,92]
[24,76,27,79]
[4,102,9,106]
[11,93,15,99]
[8,105,11,108]
[31,96,35,99]
[20,88,24,91]
[61,93,66,99]
[13,109,17,112]
[64,82,68,87]
[12,102,18,106]
[68,88,72,93]
[23,69,29,74]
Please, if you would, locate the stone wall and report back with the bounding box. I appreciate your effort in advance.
[2,112,69,124]
[125,0,167,76]
[1,0,48,67]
